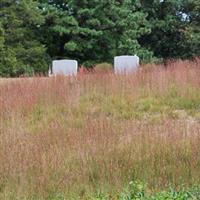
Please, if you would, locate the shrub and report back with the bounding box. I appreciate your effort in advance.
[95,63,113,72]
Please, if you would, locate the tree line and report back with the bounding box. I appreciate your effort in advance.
[0,0,199,77]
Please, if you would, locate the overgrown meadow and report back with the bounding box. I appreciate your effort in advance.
[0,60,200,199]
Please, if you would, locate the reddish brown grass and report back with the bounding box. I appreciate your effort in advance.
[0,59,200,199]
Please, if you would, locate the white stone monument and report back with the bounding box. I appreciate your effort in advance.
[50,59,78,76]
[114,55,139,74]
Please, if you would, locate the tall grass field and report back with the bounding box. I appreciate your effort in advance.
[0,60,200,199]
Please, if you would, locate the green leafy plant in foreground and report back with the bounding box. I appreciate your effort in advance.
[92,182,200,200]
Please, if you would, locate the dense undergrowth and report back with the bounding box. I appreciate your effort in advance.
[0,60,200,199]
[93,182,200,200]
[35,182,200,200]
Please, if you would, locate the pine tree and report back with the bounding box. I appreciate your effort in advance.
[139,0,200,60]
[40,0,154,66]
[181,0,200,58]
[0,23,17,76]
[0,0,49,76]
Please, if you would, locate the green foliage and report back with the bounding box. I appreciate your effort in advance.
[0,0,200,76]
[92,182,200,200]
[139,0,200,61]
[39,0,154,66]
[0,0,49,77]
[120,181,146,200]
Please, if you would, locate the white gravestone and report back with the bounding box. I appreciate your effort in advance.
[114,55,139,74]
[50,59,78,76]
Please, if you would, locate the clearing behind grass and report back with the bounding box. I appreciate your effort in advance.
[0,60,200,199]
